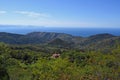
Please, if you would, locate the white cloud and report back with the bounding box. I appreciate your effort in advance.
[1,18,118,28]
[0,11,7,14]
[0,10,97,27]
[0,16,99,28]
[0,10,118,28]
[15,11,51,18]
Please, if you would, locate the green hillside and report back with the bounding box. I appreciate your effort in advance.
[0,42,120,80]
[0,32,120,50]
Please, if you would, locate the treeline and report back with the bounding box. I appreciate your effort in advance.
[0,43,120,80]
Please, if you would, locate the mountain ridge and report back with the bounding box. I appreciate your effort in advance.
[0,32,119,49]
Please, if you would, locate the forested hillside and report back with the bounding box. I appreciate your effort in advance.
[0,42,120,80]
[0,32,120,50]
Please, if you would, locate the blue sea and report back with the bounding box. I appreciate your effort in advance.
[0,26,120,37]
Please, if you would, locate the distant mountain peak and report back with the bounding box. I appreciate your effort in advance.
[27,32,72,36]
[89,33,115,38]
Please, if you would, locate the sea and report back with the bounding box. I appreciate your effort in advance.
[0,26,120,37]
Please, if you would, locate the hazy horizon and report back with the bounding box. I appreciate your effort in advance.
[0,25,120,37]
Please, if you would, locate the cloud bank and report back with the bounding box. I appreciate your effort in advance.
[15,11,51,18]
[0,11,7,14]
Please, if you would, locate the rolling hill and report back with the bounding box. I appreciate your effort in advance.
[0,32,119,49]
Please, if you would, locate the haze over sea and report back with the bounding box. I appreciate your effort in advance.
[0,25,120,37]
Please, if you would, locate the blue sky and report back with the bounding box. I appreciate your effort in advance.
[0,0,120,28]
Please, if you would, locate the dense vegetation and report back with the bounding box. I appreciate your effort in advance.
[0,42,120,80]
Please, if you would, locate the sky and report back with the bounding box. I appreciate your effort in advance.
[0,0,120,28]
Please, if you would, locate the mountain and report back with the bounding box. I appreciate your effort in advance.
[48,38,74,48]
[88,33,115,42]
[0,32,119,49]
[0,32,75,44]
[0,32,24,44]
[26,32,74,43]
[78,33,116,46]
